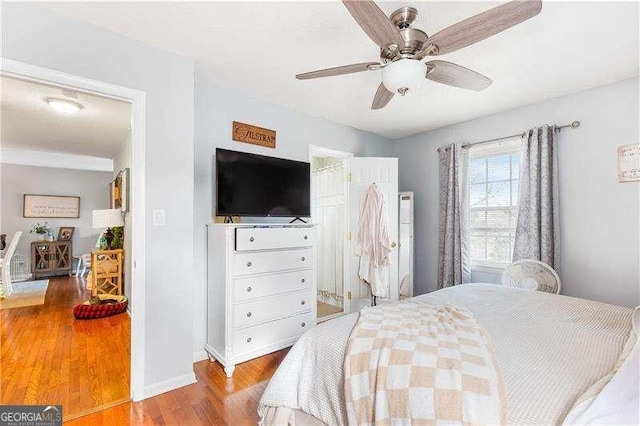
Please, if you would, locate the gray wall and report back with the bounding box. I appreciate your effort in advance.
[1,164,111,268]
[392,77,640,308]
[193,75,393,357]
[2,3,196,396]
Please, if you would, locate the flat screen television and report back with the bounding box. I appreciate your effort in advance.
[216,148,310,217]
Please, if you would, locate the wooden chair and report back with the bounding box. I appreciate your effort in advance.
[0,232,22,298]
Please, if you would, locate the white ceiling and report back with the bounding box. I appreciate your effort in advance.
[41,1,639,139]
[1,76,132,158]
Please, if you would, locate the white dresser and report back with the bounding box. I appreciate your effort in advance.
[206,223,317,377]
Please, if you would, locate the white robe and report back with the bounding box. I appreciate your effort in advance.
[355,184,391,298]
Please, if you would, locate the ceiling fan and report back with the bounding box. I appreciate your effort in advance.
[296,0,542,110]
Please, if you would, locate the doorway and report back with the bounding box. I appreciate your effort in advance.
[0,59,146,417]
[310,147,400,320]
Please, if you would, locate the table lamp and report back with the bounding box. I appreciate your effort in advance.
[93,209,124,249]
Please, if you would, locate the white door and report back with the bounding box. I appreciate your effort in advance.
[346,157,399,312]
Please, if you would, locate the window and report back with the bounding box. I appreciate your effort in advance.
[467,139,521,268]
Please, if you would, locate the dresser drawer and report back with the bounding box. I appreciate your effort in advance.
[234,290,312,328]
[235,227,314,252]
[233,249,311,276]
[233,312,313,355]
[234,270,311,302]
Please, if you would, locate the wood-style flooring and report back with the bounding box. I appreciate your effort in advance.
[0,276,130,420]
[66,349,289,425]
[317,300,343,318]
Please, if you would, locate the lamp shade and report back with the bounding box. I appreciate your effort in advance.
[382,59,425,94]
[93,209,124,228]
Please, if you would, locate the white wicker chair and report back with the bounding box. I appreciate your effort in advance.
[501,259,561,294]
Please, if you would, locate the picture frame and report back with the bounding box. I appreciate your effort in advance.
[58,227,75,241]
[110,168,130,213]
[23,194,80,218]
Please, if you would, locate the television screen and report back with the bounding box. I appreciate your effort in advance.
[216,148,311,217]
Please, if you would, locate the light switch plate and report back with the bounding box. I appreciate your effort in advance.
[153,209,166,227]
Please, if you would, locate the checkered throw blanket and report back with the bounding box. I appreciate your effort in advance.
[344,302,506,425]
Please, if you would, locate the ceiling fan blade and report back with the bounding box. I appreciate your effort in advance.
[426,60,492,91]
[426,0,542,56]
[371,83,394,110]
[296,62,379,80]
[342,0,404,49]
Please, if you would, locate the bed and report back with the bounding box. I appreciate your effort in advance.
[258,283,635,425]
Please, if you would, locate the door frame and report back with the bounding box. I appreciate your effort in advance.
[0,58,147,401]
[308,145,353,320]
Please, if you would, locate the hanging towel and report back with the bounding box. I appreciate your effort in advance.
[355,183,391,298]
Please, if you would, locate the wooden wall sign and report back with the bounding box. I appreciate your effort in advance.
[232,121,276,148]
[23,194,80,218]
[618,144,640,182]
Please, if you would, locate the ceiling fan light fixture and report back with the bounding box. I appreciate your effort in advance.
[45,97,84,114]
[381,59,425,96]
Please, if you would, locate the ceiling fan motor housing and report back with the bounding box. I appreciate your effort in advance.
[381,8,428,62]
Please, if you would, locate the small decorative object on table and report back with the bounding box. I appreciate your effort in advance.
[30,222,50,241]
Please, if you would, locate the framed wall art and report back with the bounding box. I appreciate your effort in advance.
[23,194,80,218]
[110,168,130,213]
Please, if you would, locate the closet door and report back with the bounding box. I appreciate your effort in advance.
[346,158,399,312]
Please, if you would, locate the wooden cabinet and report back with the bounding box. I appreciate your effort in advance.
[91,249,124,296]
[31,241,72,279]
[206,224,317,378]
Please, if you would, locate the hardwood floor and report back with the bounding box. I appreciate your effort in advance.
[317,301,343,318]
[66,349,289,425]
[0,276,130,420]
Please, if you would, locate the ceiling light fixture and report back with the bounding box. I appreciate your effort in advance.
[381,59,425,96]
[45,97,84,114]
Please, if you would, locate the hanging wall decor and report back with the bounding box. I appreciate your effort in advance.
[110,168,130,213]
[23,194,80,218]
[232,121,276,148]
[618,144,640,182]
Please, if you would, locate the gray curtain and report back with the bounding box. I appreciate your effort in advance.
[513,125,559,268]
[437,144,470,289]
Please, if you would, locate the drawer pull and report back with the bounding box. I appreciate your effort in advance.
[247,261,252,267]
[301,257,306,262]
[246,312,252,317]
[301,300,305,305]
[301,322,306,328]
[301,278,305,283]
[246,337,252,343]
[247,286,252,292]
[303,235,308,240]
[249,237,255,242]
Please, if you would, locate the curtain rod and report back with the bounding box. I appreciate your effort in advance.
[436,120,581,152]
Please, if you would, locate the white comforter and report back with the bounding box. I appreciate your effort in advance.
[258,284,633,425]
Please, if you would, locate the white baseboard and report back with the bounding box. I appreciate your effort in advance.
[143,371,196,400]
[193,349,208,363]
